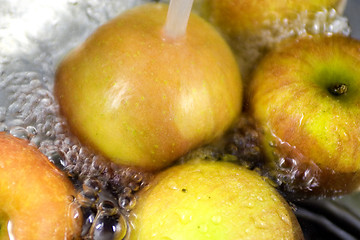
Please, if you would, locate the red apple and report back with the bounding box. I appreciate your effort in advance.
[0,132,83,239]
[249,35,360,198]
[55,3,242,171]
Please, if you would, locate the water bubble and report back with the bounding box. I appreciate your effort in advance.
[81,207,96,237]
[128,181,140,192]
[90,212,127,240]
[223,115,263,169]
[119,195,136,211]
[9,126,29,139]
[83,178,102,193]
[132,173,143,183]
[121,187,132,197]
[224,7,350,83]
[68,199,84,239]
[98,200,119,216]
[47,150,67,170]
[77,190,99,208]
[91,215,119,240]
[0,123,7,132]
[26,125,37,136]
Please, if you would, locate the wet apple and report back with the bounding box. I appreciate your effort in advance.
[0,132,82,239]
[200,0,344,36]
[249,35,360,198]
[128,159,303,240]
[55,3,242,171]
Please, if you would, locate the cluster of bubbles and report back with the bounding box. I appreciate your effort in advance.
[0,1,151,239]
[231,7,351,82]
[222,115,263,170]
[0,70,149,239]
[77,178,129,240]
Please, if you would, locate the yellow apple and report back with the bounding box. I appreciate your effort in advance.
[249,35,360,198]
[55,3,242,171]
[201,0,344,36]
[0,132,82,239]
[128,159,304,240]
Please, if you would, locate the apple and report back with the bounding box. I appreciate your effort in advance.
[127,159,303,240]
[199,0,344,37]
[55,3,242,171]
[248,35,360,198]
[0,132,83,239]
[194,0,349,87]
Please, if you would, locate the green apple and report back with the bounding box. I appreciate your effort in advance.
[199,0,344,36]
[128,159,304,240]
[0,132,83,239]
[249,35,360,198]
[55,3,242,171]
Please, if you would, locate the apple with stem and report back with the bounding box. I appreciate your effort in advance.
[128,159,304,240]
[249,35,360,199]
[0,132,83,239]
[194,0,349,88]
[55,2,242,171]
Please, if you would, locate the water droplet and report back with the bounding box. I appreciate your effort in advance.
[256,196,264,202]
[178,210,192,225]
[269,141,277,147]
[167,181,178,190]
[254,216,268,229]
[211,215,222,225]
[198,224,208,233]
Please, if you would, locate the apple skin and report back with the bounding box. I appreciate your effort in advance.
[201,0,343,36]
[248,35,360,198]
[55,3,242,171]
[0,133,82,239]
[128,159,303,240]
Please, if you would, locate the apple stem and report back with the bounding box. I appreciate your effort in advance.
[163,0,194,40]
[328,83,348,96]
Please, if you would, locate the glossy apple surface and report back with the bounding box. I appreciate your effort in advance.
[128,159,303,240]
[55,3,242,171]
[201,0,343,36]
[249,35,360,198]
[0,133,82,239]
